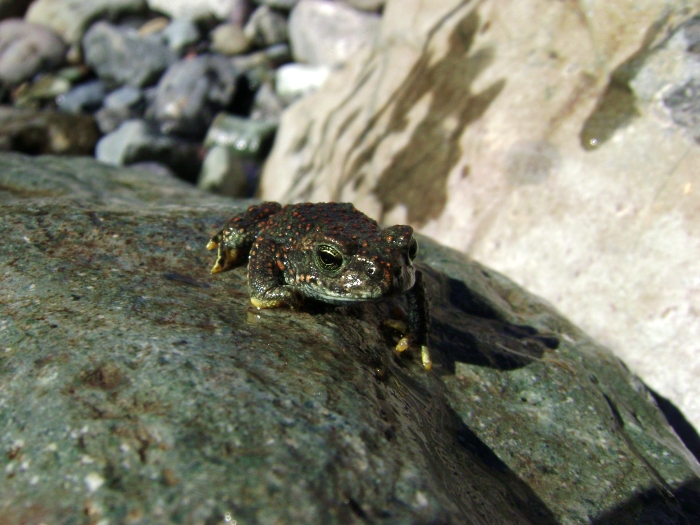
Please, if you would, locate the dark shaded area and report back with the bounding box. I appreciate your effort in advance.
[648,387,700,464]
[580,82,639,151]
[0,108,99,156]
[229,74,257,118]
[419,266,559,373]
[580,14,671,150]
[0,0,33,20]
[592,479,700,525]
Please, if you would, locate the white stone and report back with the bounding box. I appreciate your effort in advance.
[84,472,104,492]
[146,0,238,21]
[288,0,380,66]
[275,63,331,104]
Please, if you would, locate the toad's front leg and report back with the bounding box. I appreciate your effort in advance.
[207,202,282,274]
[248,239,302,309]
[396,270,432,370]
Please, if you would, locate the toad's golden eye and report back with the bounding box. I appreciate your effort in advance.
[408,237,418,260]
[315,244,344,273]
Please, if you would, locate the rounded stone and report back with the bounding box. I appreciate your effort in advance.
[210,23,250,56]
[149,54,240,138]
[0,19,67,86]
[288,0,379,66]
[83,21,177,88]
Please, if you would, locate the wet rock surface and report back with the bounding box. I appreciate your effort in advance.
[1,153,699,524]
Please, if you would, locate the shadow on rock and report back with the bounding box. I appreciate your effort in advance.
[421,266,559,374]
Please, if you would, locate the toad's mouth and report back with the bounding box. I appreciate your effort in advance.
[298,279,413,305]
[300,284,384,304]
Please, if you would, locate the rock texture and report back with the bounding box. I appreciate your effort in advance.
[1,153,700,524]
[25,0,148,46]
[260,0,700,432]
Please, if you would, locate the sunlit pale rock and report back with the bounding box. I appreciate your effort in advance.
[260,0,700,431]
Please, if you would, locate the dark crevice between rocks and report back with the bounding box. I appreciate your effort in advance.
[420,266,559,374]
[591,478,700,525]
[648,387,700,465]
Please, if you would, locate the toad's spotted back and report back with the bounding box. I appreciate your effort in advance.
[207,201,432,369]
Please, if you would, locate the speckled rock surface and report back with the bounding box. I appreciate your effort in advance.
[260,0,700,434]
[1,153,699,524]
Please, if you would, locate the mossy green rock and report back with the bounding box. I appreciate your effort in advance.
[1,153,699,524]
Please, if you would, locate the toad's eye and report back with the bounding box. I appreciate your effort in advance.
[408,237,418,260]
[315,244,344,273]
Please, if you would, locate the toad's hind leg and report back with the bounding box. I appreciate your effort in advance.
[248,239,302,309]
[207,202,282,274]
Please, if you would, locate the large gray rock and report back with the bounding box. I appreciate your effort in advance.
[288,0,380,66]
[0,19,66,86]
[149,54,240,138]
[0,153,699,523]
[260,0,700,433]
[25,0,148,46]
[160,18,202,55]
[83,21,176,88]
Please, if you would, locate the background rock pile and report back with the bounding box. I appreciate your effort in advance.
[0,0,382,195]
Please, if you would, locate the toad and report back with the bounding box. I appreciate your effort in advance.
[206,202,432,370]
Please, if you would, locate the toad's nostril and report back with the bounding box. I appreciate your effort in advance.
[366,263,377,276]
